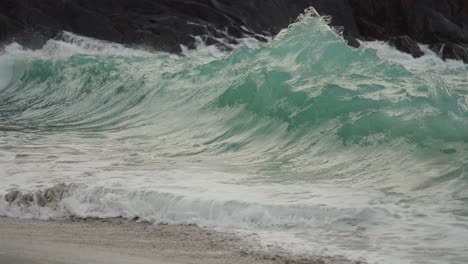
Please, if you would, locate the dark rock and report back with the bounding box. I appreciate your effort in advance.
[354,17,387,41]
[0,0,467,63]
[345,0,468,62]
[0,0,314,53]
[430,42,468,63]
[10,28,58,50]
[309,0,361,39]
[347,0,468,42]
[430,43,445,54]
[344,35,361,48]
[421,8,468,44]
[389,35,424,58]
[0,15,18,43]
[347,0,413,40]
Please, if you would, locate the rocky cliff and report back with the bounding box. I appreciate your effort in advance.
[1,0,467,62]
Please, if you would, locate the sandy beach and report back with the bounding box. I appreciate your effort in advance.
[0,217,355,264]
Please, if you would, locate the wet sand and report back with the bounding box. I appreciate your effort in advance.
[0,217,356,264]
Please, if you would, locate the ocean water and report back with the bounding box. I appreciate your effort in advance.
[1,11,468,264]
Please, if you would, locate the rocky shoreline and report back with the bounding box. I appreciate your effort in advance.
[1,0,467,62]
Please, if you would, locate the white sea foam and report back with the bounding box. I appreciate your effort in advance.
[1,165,468,263]
[362,41,468,83]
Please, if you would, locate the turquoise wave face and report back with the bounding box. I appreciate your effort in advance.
[0,14,467,186]
[2,15,467,144]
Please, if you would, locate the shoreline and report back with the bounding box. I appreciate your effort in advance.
[0,217,356,264]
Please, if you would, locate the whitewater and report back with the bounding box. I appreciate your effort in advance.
[1,11,467,264]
